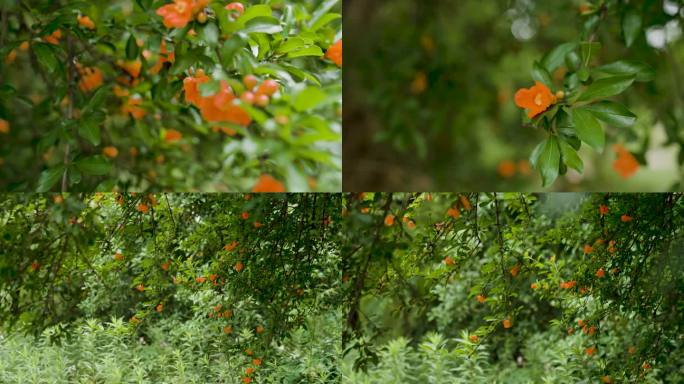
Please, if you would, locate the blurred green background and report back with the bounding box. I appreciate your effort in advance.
[343,0,684,191]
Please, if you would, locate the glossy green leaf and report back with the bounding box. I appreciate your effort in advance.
[536,136,561,187]
[584,101,636,128]
[541,42,577,73]
[559,140,583,173]
[36,166,65,192]
[293,87,327,111]
[571,107,604,151]
[75,156,112,175]
[577,75,635,102]
[594,60,654,82]
[622,10,642,47]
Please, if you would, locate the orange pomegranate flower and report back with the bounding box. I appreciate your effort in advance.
[5,49,17,64]
[384,214,395,226]
[241,212,249,220]
[164,129,183,143]
[447,207,460,219]
[150,40,175,74]
[599,204,609,216]
[0,119,9,134]
[245,367,255,375]
[510,264,520,277]
[157,0,194,29]
[530,282,538,289]
[136,284,145,292]
[234,261,244,272]
[137,203,149,213]
[503,318,512,329]
[224,241,239,251]
[620,214,632,222]
[459,195,472,210]
[325,39,342,67]
[612,144,639,179]
[242,377,251,384]
[595,268,605,278]
[252,174,286,192]
[78,15,95,30]
[514,81,557,119]
[156,303,164,312]
[118,59,142,78]
[184,77,252,126]
[43,29,62,45]
[560,280,577,289]
[195,276,206,283]
[78,67,103,92]
[122,97,146,120]
[469,335,479,343]
[586,346,596,356]
[497,160,516,178]
[255,325,265,334]
[102,146,119,158]
[183,69,210,105]
[583,244,593,254]
[444,256,455,266]
[161,261,170,271]
[223,325,233,334]
[475,294,486,303]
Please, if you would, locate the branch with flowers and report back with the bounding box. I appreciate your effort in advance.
[0,0,342,192]
[514,1,655,187]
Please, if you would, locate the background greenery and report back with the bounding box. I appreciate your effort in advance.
[341,192,684,383]
[0,0,341,192]
[344,0,684,191]
[0,193,341,383]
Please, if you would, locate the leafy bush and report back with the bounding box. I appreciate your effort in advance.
[0,313,340,383]
[0,0,342,192]
[341,192,684,382]
[0,192,341,383]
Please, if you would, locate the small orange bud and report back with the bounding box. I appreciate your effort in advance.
[384,214,395,226]
[503,318,512,329]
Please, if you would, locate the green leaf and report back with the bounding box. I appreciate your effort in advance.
[559,140,584,173]
[75,156,112,175]
[584,101,636,128]
[279,63,321,86]
[309,13,341,32]
[571,108,604,151]
[579,41,601,66]
[577,75,636,102]
[201,22,220,46]
[536,137,561,187]
[622,10,642,47]
[277,37,307,54]
[37,166,65,192]
[531,62,553,88]
[287,46,324,59]
[32,43,58,73]
[126,34,139,60]
[293,87,327,112]
[242,17,282,35]
[594,60,654,82]
[239,4,273,24]
[541,42,577,73]
[78,119,101,146]
[82,86,109,115]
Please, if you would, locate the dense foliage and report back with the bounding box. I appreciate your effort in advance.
[0,193,341,383]
[341,192,684,383]
[344,0,684,191]
[0,0,342,192]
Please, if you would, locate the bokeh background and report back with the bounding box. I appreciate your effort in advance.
[343,0,684,191]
